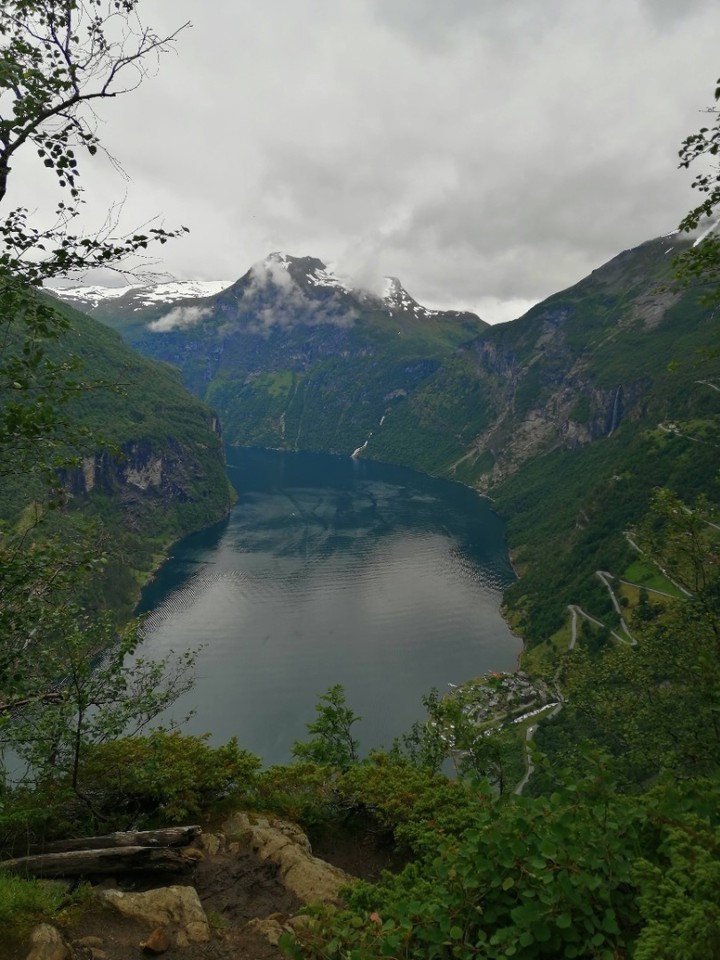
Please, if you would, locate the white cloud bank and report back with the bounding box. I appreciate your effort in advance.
[7,0,720,324]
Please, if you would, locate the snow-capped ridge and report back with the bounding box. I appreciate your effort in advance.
[254,254,438,317]
[382,275,438,317]
[51,278,233,310]
[52,253,459,325]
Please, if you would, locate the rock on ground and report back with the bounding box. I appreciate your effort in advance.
[25,925,69,960]
[99,885,209,946]
[224,812,353,905]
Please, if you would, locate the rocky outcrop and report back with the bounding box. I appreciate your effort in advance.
[57,430,233,540]
[63,439,193,500]
[223,812,353,905]
[21,815,355,958]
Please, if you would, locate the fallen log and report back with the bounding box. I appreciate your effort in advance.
[16,825,202,857]
[0,845,193,878]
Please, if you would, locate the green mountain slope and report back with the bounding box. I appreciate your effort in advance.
[69,254,488,459]
[0,296,235,617]
[463,237,720,650]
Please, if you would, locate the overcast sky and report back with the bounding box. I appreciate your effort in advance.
[13,0,720,323]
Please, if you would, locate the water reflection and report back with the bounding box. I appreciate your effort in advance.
[136,448,520,765]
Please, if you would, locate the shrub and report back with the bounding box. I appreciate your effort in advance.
[78,731,260,825]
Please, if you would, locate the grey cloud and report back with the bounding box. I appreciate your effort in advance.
[9,0,720,324]
[368,0,567,48]
[241,260,357,332]
[640,0,712,26]
[148,305,211,332]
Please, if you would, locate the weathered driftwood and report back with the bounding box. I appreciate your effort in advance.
[0,844,193,878]
[19,824,202,856]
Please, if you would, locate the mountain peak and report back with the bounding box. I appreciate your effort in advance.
[255,255,435,315]
[263,251,292,267]
[51,253,482,329]
[381,275,438,317]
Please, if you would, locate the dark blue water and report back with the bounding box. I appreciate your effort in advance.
[136,447,521,764]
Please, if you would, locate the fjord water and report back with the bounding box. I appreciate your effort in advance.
[136,448,521,764]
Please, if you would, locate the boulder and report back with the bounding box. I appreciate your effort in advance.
[25,925,69,960]
[198,832,222,856]
[246,914,286,946]
[100,885,210,946]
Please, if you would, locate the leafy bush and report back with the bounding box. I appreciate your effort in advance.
[77,731,260,825]
[634,817,720,960]
[284,765,640,960]
[254,762,340,830]
[336,753,489,857]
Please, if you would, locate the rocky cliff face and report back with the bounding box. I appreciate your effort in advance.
[418,234,709,489]
[462,330,652,488]
[60,425,226,532]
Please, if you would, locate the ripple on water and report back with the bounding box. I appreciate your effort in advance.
[136,448,521,764]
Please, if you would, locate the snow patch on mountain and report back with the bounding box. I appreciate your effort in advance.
[306,266,351,292]
[383,276,438,317]
[53,283,144,307]
[692,218,720,247]
[52,279,233,310]
[136,280,233,304]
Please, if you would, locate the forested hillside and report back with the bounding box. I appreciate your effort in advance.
[1,293,234,617]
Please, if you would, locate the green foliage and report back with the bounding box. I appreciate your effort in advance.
[634,816,720,960]
[391,687,521,793]
[0,872,87,941]
[0,0,235,853]
[77,731,260,825]
[335,753,488,857]
[0,2,190,501]
[286,763,651,960]
[292,684,360,771]
[255,762,340,831]
[391,688,448,774]
[0,0,188,279]
[253,748,487,861]
[673,76,720,304]
[0,529,210,839]
[529,491,720,789]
